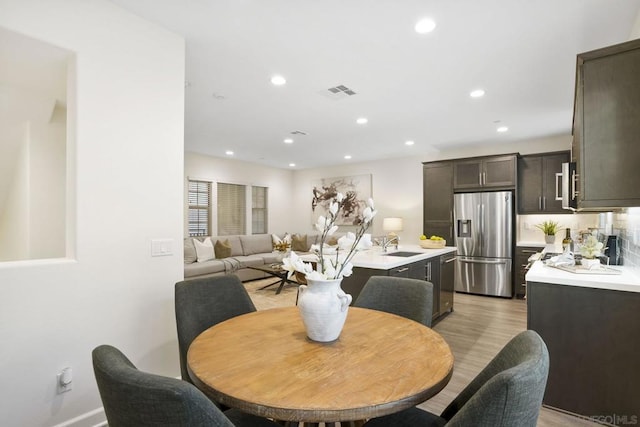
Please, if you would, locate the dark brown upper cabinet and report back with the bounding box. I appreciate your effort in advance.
[518,152,569,214]
[572,38,640,210]
[453,155,516,191]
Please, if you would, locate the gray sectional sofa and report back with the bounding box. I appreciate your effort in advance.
[183,233,319,281]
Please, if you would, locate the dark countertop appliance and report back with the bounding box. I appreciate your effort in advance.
[603,235,621,265]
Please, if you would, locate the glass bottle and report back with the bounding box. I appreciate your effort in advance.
[562,228,573,252]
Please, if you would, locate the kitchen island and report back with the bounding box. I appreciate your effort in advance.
[526,261,640,425]
[342,245,457,324]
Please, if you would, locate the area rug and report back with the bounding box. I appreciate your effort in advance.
[244,277,299,310]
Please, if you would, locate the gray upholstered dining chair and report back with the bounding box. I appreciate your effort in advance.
[354,276,434,327]
[363,330,550,427]
[92,344,278,427]
[175,274,256,384]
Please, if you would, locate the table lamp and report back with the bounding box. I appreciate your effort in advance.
[382,217,403,250]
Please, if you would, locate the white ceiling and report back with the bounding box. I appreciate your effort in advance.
[109,0,640,170]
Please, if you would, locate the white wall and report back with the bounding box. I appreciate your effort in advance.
[0,1,185,426]
[0,116,66,261]
[0,125,29,260]
[28,114,66,259]
[631,7,640,39]
[0,26,69,261]
[185,152,294,236]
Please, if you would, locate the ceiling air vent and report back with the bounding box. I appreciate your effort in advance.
[320,84,357,100]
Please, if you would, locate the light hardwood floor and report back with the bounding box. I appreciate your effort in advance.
[244,279,601,427]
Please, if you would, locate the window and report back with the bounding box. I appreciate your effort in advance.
[217,183,246,235]
[188,180,210,236]
[252,186,268,234]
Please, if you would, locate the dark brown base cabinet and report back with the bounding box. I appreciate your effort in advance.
[341,254,455,324]
[341,260,427,303]
[436,252,455,324]
[515,246,541,298]
[527,281,640,424]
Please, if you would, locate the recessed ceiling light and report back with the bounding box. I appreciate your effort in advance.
[225,150,234,155]
[271,75,286,86]
[356,117,368,125]
[405,140,415,146]
[289,163,296,167]
[415,18,436,34]
[497,126,509,133]
[344,155,352,160]
[284,138,293,144]
[470,89,485,98]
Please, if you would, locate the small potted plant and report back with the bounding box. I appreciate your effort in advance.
[535,220,561,244]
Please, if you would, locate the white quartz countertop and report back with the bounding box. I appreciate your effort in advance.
[526,260,640,293]
[350,245,457,270]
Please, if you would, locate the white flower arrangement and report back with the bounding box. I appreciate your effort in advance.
[579,235,604,259]
[283,193,376,280]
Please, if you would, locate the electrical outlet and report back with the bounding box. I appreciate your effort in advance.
[57,367,72,394]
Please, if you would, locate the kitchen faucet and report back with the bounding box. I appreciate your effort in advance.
[381,235,399,252]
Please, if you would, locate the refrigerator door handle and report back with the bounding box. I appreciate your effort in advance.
[480,203,485,252]
[459,258,508,265]
[476,204,482,253]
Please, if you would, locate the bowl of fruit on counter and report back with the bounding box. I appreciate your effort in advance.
[419,235,446,249]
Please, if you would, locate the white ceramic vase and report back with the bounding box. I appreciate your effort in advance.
[545,234,556,244]
[581,258,601,269]
[297,278,352,343]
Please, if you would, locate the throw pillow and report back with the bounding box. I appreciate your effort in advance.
[271,232,291,247]
[291,234,308,252]
[184,238,197,264]
[214,239,232,259]
[326,236,339,246]
[193,237,214,263]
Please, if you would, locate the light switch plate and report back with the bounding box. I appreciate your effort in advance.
[151,239,174,257]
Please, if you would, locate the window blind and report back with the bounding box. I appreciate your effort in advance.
[217,182,246,235]
[188,180,210,236]
[252,186,268,234]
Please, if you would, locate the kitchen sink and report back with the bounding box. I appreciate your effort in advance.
[383,251,423,257]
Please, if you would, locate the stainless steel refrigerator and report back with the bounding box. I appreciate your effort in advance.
[454,191,513,297]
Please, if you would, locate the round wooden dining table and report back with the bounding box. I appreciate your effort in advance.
[187,306,454,424]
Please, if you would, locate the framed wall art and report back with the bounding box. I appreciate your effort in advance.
[311,174,372,226]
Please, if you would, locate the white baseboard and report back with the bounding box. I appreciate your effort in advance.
[51,407,106,427]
